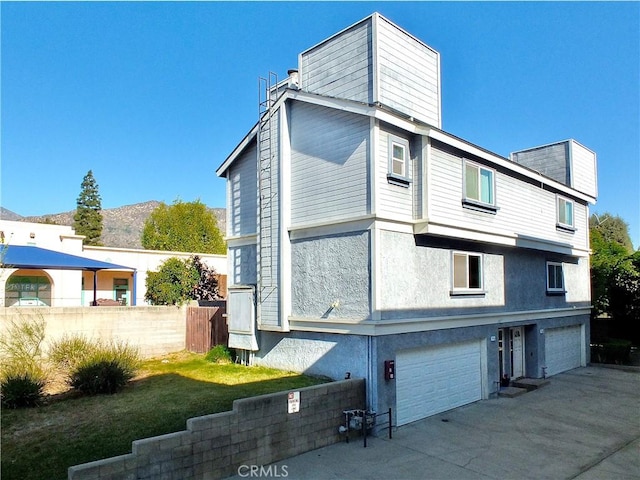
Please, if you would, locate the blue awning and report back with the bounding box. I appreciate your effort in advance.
[0,245,134,271]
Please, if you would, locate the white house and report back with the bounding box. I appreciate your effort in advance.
[0,220,227,307]
[216,13,597,426]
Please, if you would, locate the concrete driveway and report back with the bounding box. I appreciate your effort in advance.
[226,366,639,480]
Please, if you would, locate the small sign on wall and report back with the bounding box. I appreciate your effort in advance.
[288,391,300,413]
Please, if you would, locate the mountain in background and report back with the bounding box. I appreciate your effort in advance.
[0,201,226,250]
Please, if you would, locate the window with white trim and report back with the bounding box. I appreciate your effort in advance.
[452,252,483,292]
[463,160,496,211]
[546,262,565,293]
[557,196,574,230]
[387,136,410,186]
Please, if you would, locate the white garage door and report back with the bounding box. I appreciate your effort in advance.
[545,325,583,376]
[396,340,483,426]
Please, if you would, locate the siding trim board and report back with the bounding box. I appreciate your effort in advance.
[226,235,258,247]
[280,103,292,332]
[288,307,591,336]
[416,221,589,257]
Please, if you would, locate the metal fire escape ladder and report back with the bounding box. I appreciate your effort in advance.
[257,73,278,319]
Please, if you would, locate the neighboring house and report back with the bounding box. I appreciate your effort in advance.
[0,220,227,307]
[216,13,597,426]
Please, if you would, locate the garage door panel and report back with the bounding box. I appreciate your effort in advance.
[396,340,483,426]
[545,325,582,376]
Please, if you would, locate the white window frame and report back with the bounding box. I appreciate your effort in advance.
[387,135,410,186]
[463,160,497,212]
[451,251,484,293]
[556,195,575,230]
[546,261,565,293]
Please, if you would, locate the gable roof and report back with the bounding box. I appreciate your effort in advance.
[0,245,134,271]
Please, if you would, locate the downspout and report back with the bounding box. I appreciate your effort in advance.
[367,335,374,411]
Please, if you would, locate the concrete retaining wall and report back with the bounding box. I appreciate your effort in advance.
[0,306,187,358]
[68,378,365,480]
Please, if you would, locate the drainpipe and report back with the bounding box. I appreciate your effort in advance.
[367,336,374,411]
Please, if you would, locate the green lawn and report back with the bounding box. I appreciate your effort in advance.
[1,352,328,480]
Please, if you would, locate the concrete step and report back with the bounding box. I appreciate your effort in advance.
[498,386,528,398]
[511,378,550,391]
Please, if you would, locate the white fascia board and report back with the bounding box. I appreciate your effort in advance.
[289,306,591,336]
[226,234,258,247]
[215,124,258,177]
[289,214,377,241]
[429,130,596,204]
[288,89,375,117]
[415,220,589,257]
[415,220,517,246]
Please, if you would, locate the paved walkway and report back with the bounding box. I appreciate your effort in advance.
[226,366,640,480]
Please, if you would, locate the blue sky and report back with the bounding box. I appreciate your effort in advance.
[1,2,638,247]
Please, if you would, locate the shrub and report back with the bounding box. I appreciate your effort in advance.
[0,314,46,370]
[1,368,46,408]
[205,345,233,364]
[591,339,632,365]
[68,340,140,395]
[70,360,134,395]
[47,334,95,370]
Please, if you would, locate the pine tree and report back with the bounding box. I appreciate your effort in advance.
[73,170,103,246]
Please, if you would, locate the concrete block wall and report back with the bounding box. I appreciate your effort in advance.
[0,306,187,358]
[68,378,365,480]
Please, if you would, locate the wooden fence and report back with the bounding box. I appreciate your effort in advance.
[185,302,228,353]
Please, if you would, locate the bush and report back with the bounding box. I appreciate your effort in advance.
[205,345,233,364]
[70,360,134,395]
[0,315,46,369]
[67,339,140,395]
[1,368,46,408]
[47,334,95,370]
[591,339,633,365]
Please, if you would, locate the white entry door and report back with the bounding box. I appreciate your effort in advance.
[396,340,484,426]
[511,327,525,379]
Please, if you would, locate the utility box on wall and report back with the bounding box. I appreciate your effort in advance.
[384,360,395,380]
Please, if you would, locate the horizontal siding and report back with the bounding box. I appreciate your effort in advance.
[428,146,589,252]
[376,17,440,127]
[228,144,257,237]
[377,128,414,221]
[229,244,257,286]
[512,142,570,186]
[301,19,372,103]
[290,102,370,226]
[570,141,597,198]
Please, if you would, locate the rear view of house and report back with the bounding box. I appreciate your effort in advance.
[216,13,597,426]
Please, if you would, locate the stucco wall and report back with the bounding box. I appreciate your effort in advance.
[254,331,369,381]
[291,230,371,319]
[0,306,187,358]
[378,231,591,319]
[379,230,505,312]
